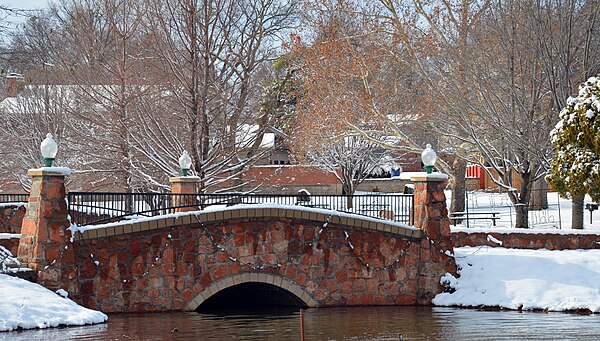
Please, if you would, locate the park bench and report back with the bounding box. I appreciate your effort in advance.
[449,211,500,226]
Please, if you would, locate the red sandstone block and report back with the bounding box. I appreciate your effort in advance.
[45,246,61,263]
[311,289,326,301]
[346,293,359,305]
[334,270,347,283]
[200,273,212,288]
[162,263,175,273]
[340,281,353,294]
[431,191,446,203]
[130,240,141,255]
[270,229,284,243]
[173,299,185,310]
[129,256,144,277]
[233,233,245,247]
[358,294,374,305]
[395,293,416,305]
[366,278,379,293]
[81,280,97,296]
[386,282,401,295]
[295,273,307,286]
[262,253,277,265]
[352,279,366,291]
[211,265,229,280]
[163,248,175,263]
[176,263,188,276]
[183,289,196,302]
[305,280,317,293]
[148,288,161,298]
[228,262,241,274]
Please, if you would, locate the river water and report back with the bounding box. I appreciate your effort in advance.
[2,306,599,340]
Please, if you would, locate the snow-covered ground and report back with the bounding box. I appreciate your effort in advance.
[436,191,600,312]
[0,274,107,332]
[434,247,600,313]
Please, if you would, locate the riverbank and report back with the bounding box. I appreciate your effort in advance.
[0,274,107,332]
[433,247,600,313]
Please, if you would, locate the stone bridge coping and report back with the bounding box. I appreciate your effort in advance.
[73,206,422,241]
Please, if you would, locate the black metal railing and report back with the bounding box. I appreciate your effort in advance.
[67,192,414,227]
[0,193,29,203]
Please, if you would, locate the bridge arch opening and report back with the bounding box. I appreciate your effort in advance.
[196,282,308,313]
[189,274,317,313]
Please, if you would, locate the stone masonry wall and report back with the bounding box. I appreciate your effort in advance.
[0,204,25,255]
[0,204,26,234]
[0,237,19,255]
[65,216,443,313]
[453,231,600,250]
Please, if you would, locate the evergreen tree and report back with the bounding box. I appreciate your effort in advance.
[548,76,600,203]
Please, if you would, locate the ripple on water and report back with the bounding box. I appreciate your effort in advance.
[1,306,599,341]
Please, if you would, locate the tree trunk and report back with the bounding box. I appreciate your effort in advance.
[515,203,529,228]
[450,158,466,215]
[346,194,354,210]
[571,194,584,229]
[530,177,548,210]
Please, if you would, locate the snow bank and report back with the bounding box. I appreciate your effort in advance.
[433,247,600,312]
[0,274,107,332]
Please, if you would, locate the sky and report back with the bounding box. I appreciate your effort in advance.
[1,0,48,11]
[1,0,50,33]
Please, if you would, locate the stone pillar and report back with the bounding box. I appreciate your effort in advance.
[410,174,457,303]
[411,174,453,247]
[17,168,73,289]
[169,176,201,212]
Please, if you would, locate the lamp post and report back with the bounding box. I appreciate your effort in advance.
[421,144,437,174]
[40,133,58,167]
[179,151,192,176]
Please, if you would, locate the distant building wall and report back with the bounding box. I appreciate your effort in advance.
[223,165,342,195]
[466,165,528,191]
[356,178,412,193]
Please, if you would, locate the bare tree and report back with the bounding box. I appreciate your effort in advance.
[48,0,151,192]
[307,134,393,209]
[0,84,73,189]
[375,0,493,215]
[141,0,297,192]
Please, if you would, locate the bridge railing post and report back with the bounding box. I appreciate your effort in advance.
[17,168,74,290]
[410,174,451,244]
[169,176,201,212]
[410,174,456,285]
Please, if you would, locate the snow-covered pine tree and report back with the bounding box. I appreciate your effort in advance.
[548,76,600,228]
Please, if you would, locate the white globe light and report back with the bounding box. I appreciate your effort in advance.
[421,144,437,173]
[40,133,58,166]
[179,151,192,175]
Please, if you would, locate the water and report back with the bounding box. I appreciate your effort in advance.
[2,306,600,340]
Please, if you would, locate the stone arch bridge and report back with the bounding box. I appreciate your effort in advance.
[17,170,455,313]
[52,206,450,313]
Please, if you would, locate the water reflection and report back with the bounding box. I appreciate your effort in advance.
[1,306,599,340]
